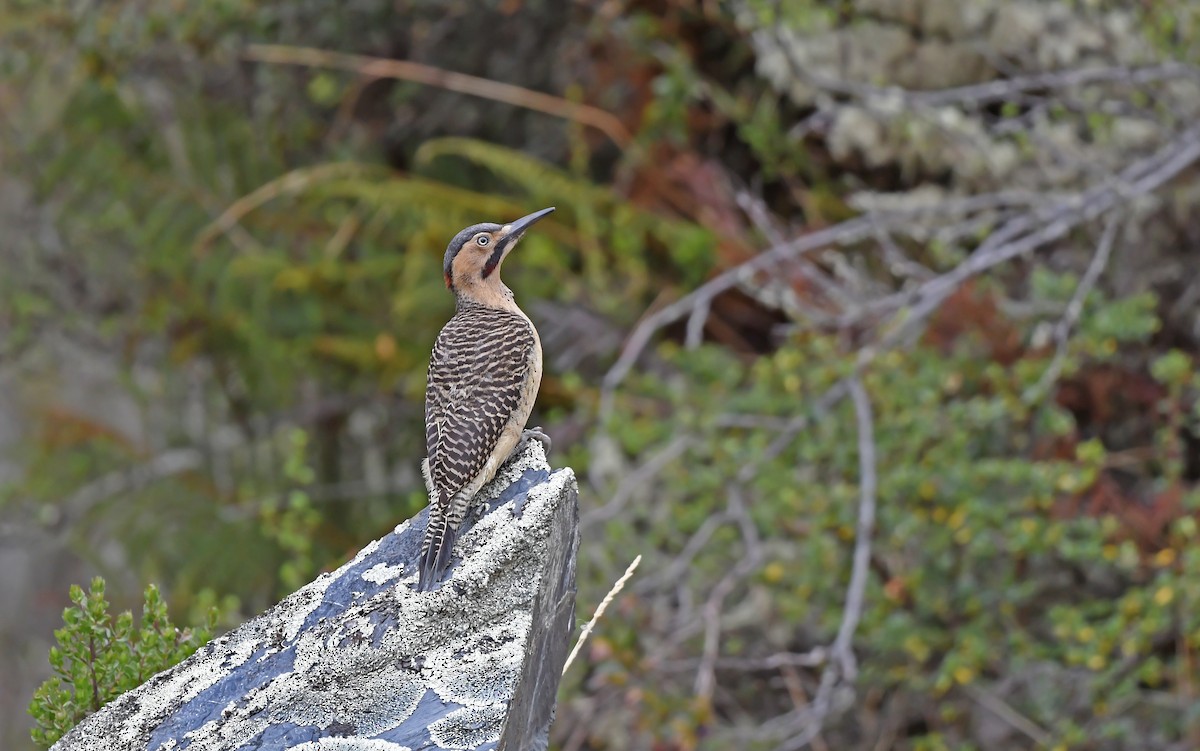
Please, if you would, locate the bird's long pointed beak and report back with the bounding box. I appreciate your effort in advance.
[503,206,556,238]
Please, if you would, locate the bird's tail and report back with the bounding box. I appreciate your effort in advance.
[417,492,458,592]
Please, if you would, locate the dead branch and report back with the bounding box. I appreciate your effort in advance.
[1024,213,1122,402]
[193,162,381,254]
[601,122,1200,423]
[772,375,878,751]
[960,683,1053,747]
[244,44,633,149]
[695,484,764,703]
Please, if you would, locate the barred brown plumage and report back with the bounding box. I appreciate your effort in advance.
[416,207,555,591]
[426,303,536,495]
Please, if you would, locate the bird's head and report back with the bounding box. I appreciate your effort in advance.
[442,207,555,302]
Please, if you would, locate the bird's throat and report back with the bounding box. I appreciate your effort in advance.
[455,281,520,313]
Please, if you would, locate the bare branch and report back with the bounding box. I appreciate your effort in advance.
[637,511,729,594]
[582,436,691,527]
[743,380,851,483]
[910,63,1200,108]
[194,162,381,254]
[695,485,764,703]
[64,449,204,521]
[775,57,1200,110]
[960,683,1054,747]
[601,216,880,413]
[658,650,828,673]
[859,124,1200,352]
[602,124,1200,415]
[244,44,633,149]
[772,375,877,751]
[834,377,878,675]
[739,191,862,318]
[1023,214,1122,402]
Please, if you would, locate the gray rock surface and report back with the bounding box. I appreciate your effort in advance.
[50,442,579,751]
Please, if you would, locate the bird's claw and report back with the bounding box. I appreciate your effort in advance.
[522,426,552,453]
[506,427,551,466]
[503,427,552,519]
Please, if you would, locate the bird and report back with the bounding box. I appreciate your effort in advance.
[416,206,556,592]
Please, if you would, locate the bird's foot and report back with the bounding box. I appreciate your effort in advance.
[517,426,552,456]
[503,427,552,471]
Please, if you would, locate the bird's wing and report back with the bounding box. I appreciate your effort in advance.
[424,307,536,497]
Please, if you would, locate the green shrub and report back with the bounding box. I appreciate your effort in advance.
[28,578,217,749]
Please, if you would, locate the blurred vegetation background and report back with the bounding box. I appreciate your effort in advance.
[3,1,1200,749]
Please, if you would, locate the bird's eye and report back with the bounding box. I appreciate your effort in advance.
[476,235,490,247]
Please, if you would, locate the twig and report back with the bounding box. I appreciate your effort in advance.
[774,58,1200,109]
[745,381,851,482]
[583,437,691,527]
[738,191,859,318]
[773,375,877,751]
[657,650,828,673]
[193,162,381,254]
[1023,213,1121,402]
[637,511,728,594]
[600,215,882,414]
[911,62,1200,108]
[244,44,633,149]
[562,555,642,676]
[602,124,1200,414]
[322,210,361,260]
[873,224,933,281]
[834,377,877,676]
[859,124,1200,353]
[780,667,830,751]
[960,683,1053,747]
[714,413,802,430]
[695,485,764,702]
[63,449,204,520]
[643,376,852,648]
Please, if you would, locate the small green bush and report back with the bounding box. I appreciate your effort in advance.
[28,578,217,749]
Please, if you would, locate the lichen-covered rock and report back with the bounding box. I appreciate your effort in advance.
[50,442,579,751]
